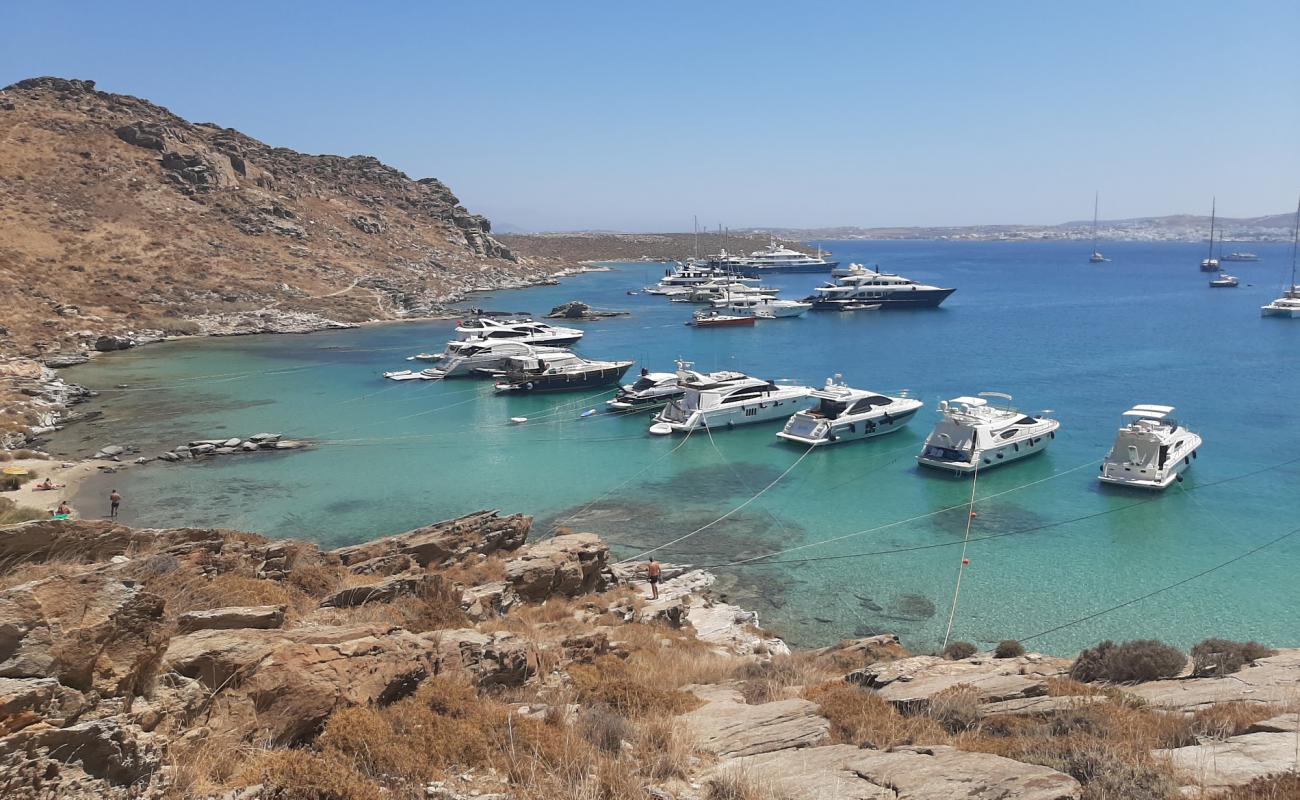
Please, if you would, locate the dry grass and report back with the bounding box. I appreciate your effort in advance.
[927,684,982,733]
[0,555,97,591]
[634,716,696,781]
[0,496,46,525]
[1189,703,1287,739]
[1217,773,1300,799]
[805,681,948,749]
[241,750,381,800]
[568,654,704,717]
[734,653,841,704]
[702,765,795,800]
[140,568,316,621]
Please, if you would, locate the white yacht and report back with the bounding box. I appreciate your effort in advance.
[419,341,570,379]
[673,282,778,304]
[649,373,814,434]
[1261,197,1300,318]
[1098,405,1201,490]
[1222,251,1259,262]
[777,377,922,446]
[736,239,838,273]
[492,351,633,393]
[712,296,810,318]
[1199,199,1221,272]
[806,266,955,309]
[644,263,731,295]
[454,317,584,346]
[382,369,439,381]
[607,361,731,412]
[916,393,1059,474]
[1088,192,1109,263]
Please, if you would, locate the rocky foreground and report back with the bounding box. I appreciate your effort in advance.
[0,513,1296,800]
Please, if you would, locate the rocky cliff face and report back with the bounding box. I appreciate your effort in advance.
[0,77,563,358]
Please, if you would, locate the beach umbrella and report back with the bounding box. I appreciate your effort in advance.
[2,467,30,476]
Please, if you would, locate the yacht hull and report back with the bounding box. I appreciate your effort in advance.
[807,288,955,310]
[1099,437,1201,490]
[777,408,919,446]
[1261,306,1300,318]
[495,364,631,393]
[916,434,1054,475]
[738,261,839,276]
[654,398,809,433]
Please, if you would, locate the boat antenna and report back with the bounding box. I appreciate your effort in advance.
[1091,191,1099,257]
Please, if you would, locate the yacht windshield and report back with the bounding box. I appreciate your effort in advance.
[631,377,659,391]
[816,399,848,418]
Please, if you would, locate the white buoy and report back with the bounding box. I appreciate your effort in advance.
[510,417,528,424]
[649,423,673,436]
[580,409,597,418]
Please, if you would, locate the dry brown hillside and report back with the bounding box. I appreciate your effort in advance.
[0,77,566,357]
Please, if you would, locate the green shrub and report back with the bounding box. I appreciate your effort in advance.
[994,640,1025,659]
[1070,640,1187,683]
[1190,638,1276,677]
[941,641,977,660]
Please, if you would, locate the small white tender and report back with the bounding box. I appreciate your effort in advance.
[916,393,1059,475]
[777,376,922,446]
[1098,405,1202,490]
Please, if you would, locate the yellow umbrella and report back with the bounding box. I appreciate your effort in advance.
[2,466,30,476]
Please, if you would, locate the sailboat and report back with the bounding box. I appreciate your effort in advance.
[1200,199,1220,272]
[1088,192,1108,263]
[1260,196,1300,318]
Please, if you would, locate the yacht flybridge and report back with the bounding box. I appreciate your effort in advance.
[649,373,814,434]
[1098,405,1201,490]
[454,317,584,346]
[916,393,1059,474]
[492,350,633,393]
[806,266,955,310]
[419,341,570,379]
[735,239,838,274]
[777,377,922,446]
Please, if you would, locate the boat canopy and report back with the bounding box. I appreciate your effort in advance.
[949,396,988,407]
[1126,404,1175,419]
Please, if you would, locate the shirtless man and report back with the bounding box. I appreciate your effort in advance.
[646,559,661,600]
[109,489,122,518]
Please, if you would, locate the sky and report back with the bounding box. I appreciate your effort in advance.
[4,1,1298,232]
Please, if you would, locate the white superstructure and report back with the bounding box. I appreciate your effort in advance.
[1261,197,1300,318]
[737,239,839,272]
[421,341,570,378]
[777,377,922,446]
[453,317,584,346]
[806,266,955,309]
[713,296,810,318]
[916,393,1059,474]
[650,372,814,433]
[1098,405,1201,490]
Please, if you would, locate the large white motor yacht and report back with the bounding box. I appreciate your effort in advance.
[806,266,955,309]
[673,282,778,304]
[713,296,810,318]
[736,239,838,273]
[777,377,923,446]
[420,341,570,378]
[916,393,1059,474]
[607,360,731,412]
[1098,405,1202,490]
[454,317,584,346]
[644,263,732,295]
[650,373,814,434]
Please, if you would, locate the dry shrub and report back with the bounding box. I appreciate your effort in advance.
[577,707,634,754]
[244,750,380,800]
[283,558,346,597]
[1189,702,1284,739]
[942,640,977,660]
[635,716,694,781]
[1070,639,1187,683]
[703,766,795,800]
[806,681,947,749]
[168,728,259,796]
[0,497,46,525]
[1190,638,1276,677]
[927,684,981,733]
[994,639,1026,659]
[1217,773,1300,800]
[735,654,837,704]
[568,655,702,716]
[144,569,313,619]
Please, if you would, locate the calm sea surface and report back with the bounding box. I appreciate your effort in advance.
[49,241,1300,653]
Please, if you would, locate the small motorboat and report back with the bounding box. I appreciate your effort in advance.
[383,369,437,381]
[608,360,744,412]
[777,377,922,446]
[687,310,756,328]
[1098,405,1201,490]
[1209,275,1238,288]
[841,303,883,312]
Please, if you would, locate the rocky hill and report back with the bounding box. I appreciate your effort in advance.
[1,512,1295,799]
[0,77,569,359]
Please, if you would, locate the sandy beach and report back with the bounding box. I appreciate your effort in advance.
[3,457,112,520]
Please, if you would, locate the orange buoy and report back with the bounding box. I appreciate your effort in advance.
[962,558,970,565]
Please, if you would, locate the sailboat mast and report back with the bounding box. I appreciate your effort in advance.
[1091,192,1099,253]
[1207,198,1216,260]
[1289,195,1300,290]
[693,215,699,261]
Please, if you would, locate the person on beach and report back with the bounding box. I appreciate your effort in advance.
[109,489,122,518]
[55,500,72,518]
[646,558,661,600]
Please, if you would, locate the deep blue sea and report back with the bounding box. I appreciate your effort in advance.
[50,240,1300,654]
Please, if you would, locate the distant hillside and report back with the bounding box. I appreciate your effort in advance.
[0,77,566,357]
[499,231,811,264]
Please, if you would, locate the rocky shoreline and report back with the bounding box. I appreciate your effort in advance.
[0,512,1295,800]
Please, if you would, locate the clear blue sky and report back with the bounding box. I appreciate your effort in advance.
[5,1,1298,232]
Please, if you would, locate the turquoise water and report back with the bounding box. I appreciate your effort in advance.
[50,241,1300,654]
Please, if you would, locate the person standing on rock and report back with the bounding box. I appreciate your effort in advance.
[109,489,122,518]
[646,558,661,600]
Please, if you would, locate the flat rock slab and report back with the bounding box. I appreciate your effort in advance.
[1157,731,1300,793]
[1245,712,1300,734]
[714,743,1081,800]
[868,656,1070,709]
[177,605,286,633]
[683,688,829,757]
[1126,649,1300,712]
[977,694,1107,718]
